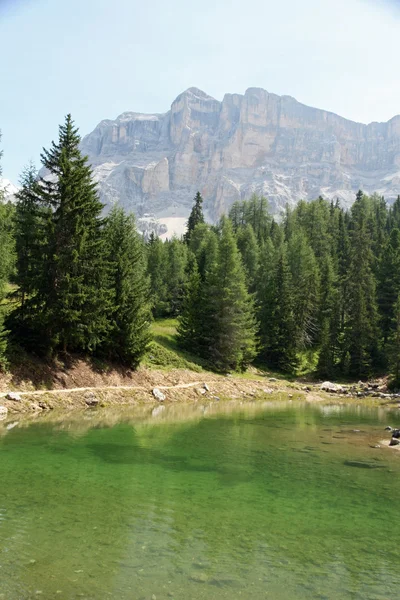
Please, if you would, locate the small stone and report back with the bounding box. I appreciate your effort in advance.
[151,595,157,600]
[389,437,400,446]
[6,392,22,402]
[152,388,166,402]
[29,559,36,565]
[203,383,210,392]
[85,392,99,406]
[269,377,277,382]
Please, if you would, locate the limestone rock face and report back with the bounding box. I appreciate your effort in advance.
[81,87,400,223]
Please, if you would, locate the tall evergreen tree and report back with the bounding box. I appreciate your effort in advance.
[287,231,319,349]
[14,163,49,318]
[377,228,400,345]
[184,192,205,244]
[259,244,297,372]
[388,294,400,389]
[181,220,257,372]
[103,207,152,366]
[345,191,379,376]
[0,136,15,368]
[147,234,168,316]
[177,261,202,354]
[38,114,108,354]
[164,238,188,316]
[236,223,260,292]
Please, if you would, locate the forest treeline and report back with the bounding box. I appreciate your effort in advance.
[1,116,400,385]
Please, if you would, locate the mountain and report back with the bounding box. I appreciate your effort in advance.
[81,87,400,229]
[0,178,18,202]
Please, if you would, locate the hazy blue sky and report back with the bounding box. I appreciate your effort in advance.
[1,0,400,182]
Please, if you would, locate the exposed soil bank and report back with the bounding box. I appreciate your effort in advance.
[0,363,399,416]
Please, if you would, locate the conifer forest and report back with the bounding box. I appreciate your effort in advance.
[2,116,400,386]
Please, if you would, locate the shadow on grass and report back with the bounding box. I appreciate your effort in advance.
[150,333,210,371]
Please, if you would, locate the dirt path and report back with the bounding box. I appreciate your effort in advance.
[0,381,203,399]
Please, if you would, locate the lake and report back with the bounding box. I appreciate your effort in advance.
[0,400,399,600]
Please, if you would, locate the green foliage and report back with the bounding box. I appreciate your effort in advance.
[184,191,205,244]
[102,207,152,367]
[179,219,257,372]
[259,244,298,373]
[345,191,379,377]
[3,111,400,379]
[36,114,108,354]
[0,134,15,369]
[387,294,400,389]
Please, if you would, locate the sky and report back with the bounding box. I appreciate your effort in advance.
[1,0,400,182]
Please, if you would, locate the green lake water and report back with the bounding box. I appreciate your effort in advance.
[1,400,400,600]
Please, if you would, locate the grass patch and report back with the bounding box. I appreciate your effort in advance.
[144,319,208,372]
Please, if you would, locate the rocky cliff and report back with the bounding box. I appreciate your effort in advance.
[81,87,400,229]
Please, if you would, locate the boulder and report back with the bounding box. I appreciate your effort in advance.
[6,392,22,402]
[389,437,400,446]
[203,383,210,392]
[84,392,99,406]
[320,382,345,394]
[152,388,166,402]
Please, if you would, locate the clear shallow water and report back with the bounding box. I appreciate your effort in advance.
[0,401,400,600]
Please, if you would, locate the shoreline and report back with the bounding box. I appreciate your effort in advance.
[1,367,399,418]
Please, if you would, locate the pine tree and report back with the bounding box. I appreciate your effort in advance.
[345,191,379,376]
[259,244,297,372]
[317,255,340,377]
[177,260,202,354]
[287,231,319,349]
[184,192,205,244]
[236,224,260,292]
[0,137,15,368]
[388,294,400,389]
[165,238,188,316]
[377,228,400,345]
[39,114,108,354]
[199,219,257,371]
[103,207,152,366]
[147,234,168,316]
[14,163,49,318]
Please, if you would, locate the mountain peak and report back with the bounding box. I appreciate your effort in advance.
[80,86,400,237]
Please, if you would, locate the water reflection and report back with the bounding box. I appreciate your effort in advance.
[0,401,399,599]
